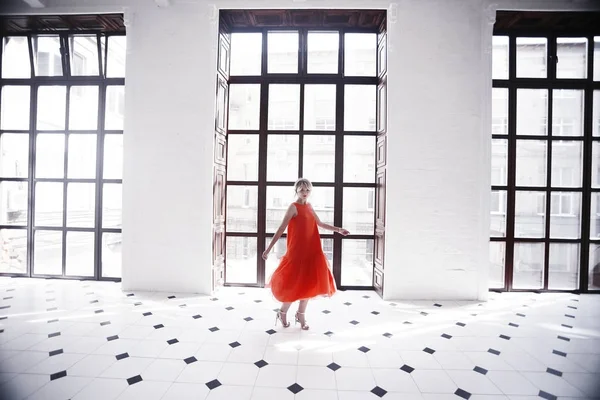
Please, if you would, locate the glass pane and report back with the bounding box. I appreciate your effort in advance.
[36,134,65,178]
[549,243,579,290]
[69,86,99,130]
[513,242,545,289]
[344,33,376,77]
[267,135,299,182]
[595,38,600,81]
[304,85,336,131]
[551,141,582,188]
[342,239,373,286]
[37,86,66,130]
[591,193,600,239]
[552,90,584,137]
[226,236,257,284]
[0,229,27,273]
[227,135,259,181]
[491,139,508,185]
[307,32,339,74]
[303,136,335,183]
[594,91,600,137]
[228,84,260,130]
[2,37,31,78]
[517,37,547,78]
[0,134,29,178]
[344,85,376,132]
[104,134,123,180]
[0,182,28,226]
[490,190,507,237]
[515,191,545,238]
[311,186,334,235]
[1,86,30,130]
[105,86,125,130]
[102,232,122,278]
[230,33,262,76]
[344,136,375,183]
[66,232,94,277]
[590,244,600,290]
[268,31,298,74]
[593,143,600,188]
[492,88,508,135]
[34,36,63,76]
[517,89,548,136]
[268,84,300,131]
[69,35,99,76]
[35,182,63,227]
[266,185,293,233]
[556,38,587,79]
[34,230,62,275]
[492,36,509,80]
[265,236,286,285]
[343,188,375,235]
[67,183,95,228]
[103,183,122,229]
[550,192,581,239]
[68,135,96,179]
[106,36,126,78]
[516,140,547,187]
[489,242,505,289]
[227,185,258,233]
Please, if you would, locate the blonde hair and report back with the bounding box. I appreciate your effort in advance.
[294,178,313,194]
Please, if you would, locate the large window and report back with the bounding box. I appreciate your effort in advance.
[0,32,125,280]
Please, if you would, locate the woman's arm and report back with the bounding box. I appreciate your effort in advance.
[308,204,350,235]
[263,204,297,259]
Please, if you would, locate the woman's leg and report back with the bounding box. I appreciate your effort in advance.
[296,299,310,330]
[278,302,292,327]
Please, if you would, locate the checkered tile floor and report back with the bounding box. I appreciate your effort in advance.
[0,277,599,400]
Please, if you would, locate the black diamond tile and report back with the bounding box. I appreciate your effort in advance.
[561,324,573,329]
[473,366,488,375]
[509,322,519,328]
[565,314,575,318]
[179,304,187,308]
[107,335,119,341]
[168,295,176,299]
[142,312,153,317]
[400,364,414,374]
[441,333,452,339]
[324,331,334,337]
[116,353,129,360]
[50,371,67,381]
[134,302,142,306]
[127,293,134,297]
[48,332,61,338]
[470,313,478,317]
[403,321,412,325]
[420,312,429,316]
[557,335,571,342]
[327,362,341,371]
[154,324,164,329]
[90,300,98,304]
[434,303,442,307]
[184,356,197,364]
[229,341,241,348]
[254,300,262,303]
[500,334,511,340]
[455,388,471,399]
[571,298,579,302]
[547,367,562,377]
[47,307,57,311]
[95,309,104,314]
[48,319,58,323]
[516,313,526,317]
[539,390,558,400]
[100,321,111,326]
[49,349,63,357]
[244,317,254,322]
[0,317,7,321]
[255,359,268,368]
[127,375,143,385]
[225,306,234,311]
[552,350,567,357]
[46,298,55,302]
[389,302,397,306]
[210,298,219,301]
[358,346,370,353]
[423,347,435,354]
[167,338,179,345]
[193,314,202,319]
[363,295,370,299]
[0,329,3,333]
[456,322,466,327]
[287,383,303,394]
[371,386,387,398]
[383,332,393,338]
[206,379,221,390]
[265,329,276,335]
[344,302,352,306]
[322,310,331,314]
[568,305,577,309]
[488,348,501,356]
[349,320,360,325]
[209,327,220,332]
[371,311,380,315]
[0,306,10,310]
[3,297,12,300]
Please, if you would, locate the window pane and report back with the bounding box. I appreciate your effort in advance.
[37,86,66,130]
[268,31,298,74]
[591,193,600,239]
[551,141,582,188]
[34,230,62,275]
[231,33,262,76]
[556,38,587,79]
[68,135,96,179]
[342,188,374,235]
[516,140,547,187]
[1,86,30,130]
[344,85,376,132]
[303,136,335,183]
[69,86,99,130]
[103,134,123,180]
[552,90,583,137]
[595,37,600,81]
[35,182,63,227]
[489,241,505,289]
[227,185,257,233]
[517,37,547,78]
[102,232,122,278]
[592,143,600,188]
[549,243,579,290]
[311,186,334,235]
[34,36,63,76]
[266,185,293,233]
[491,139,508,185]
[268,84,300,131]
[304,85,336,131]
[490,190,507,237]
[0,134,29,178]
[492,36,508,80]
[226,236,257,284]
[69,35,99,76]
[595,91,600,137]
[66,231,94,277]
[67,183,95,228]
[0,229,27,273]
[105,86,125,130]
[550,192,581,239]
[513,242,544,289]
[265,236,286,285]
[2,37,30,78]
[344,33,376,77]
[228,84,260,130]
[515,191,545,238]
[517,89,548,136]
[267,135,299,181]
[103,183,122,229]
[344,136,375,183]
[492,88,508,135]
[36,134,65,178]
[590,244,600,290]
[227,135,259,181]
[0,182,28,226]
[342,239,373,286]
[106,36,126,78]
[307,32,339,74]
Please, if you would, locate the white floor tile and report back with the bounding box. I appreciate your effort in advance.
[0,373,49,400]
[205,385,253,400]
[142,358,185,381]
[27,375,92,400]
[486,371,540,396]
[116,380,171,400]
[372,368,421,392]
[296,365,337,390]
[99,356,154,379]
[176,361,223,384]
[521,372,585,397]
[411,370,458,394]
[250,386,295,400]
[218,362,259,386]
[446,369,503,395]
[161,382,210,400]
[334,367,376,391]
[255,364,297,388]
[71,377,128,400]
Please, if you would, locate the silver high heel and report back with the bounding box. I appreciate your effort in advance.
[295,312,310,330]
[275,309,290,328]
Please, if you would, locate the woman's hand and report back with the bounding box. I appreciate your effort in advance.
[262,249,270,260]
[337,228,350,236]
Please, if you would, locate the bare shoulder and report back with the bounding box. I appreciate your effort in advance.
[287,203,298,216]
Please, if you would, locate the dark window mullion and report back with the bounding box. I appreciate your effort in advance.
[62,84,70,277]
[95,82,107,280]
[26,76,38,277]
[505,35,517,290]
[544,81,553,290]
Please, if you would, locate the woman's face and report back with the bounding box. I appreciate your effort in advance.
[297,184,311,200]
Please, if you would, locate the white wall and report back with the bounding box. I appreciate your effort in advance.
[3,0,599,299]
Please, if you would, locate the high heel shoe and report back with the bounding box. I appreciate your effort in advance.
[295,312,310,331]
[275,309,290,328]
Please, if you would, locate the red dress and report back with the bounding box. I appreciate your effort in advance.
[269,202,337,303]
